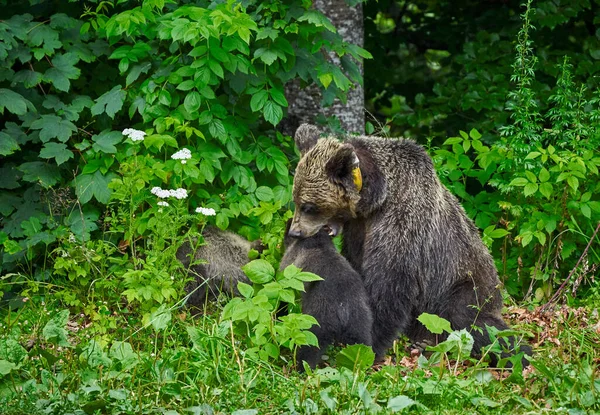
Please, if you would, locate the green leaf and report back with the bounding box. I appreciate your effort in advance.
[39,142,73,165]
[0,131,19,156]
[0,89,32,115]
[539,182,553,199]
[581,204,591,219]
[0,360,16,376]
[43,53,81,92]
[254,48,278,65]
[567,176,579,192]
[92,130,122,154]
[538,167,550,183]
[488,228,509,239]
[31,115,77,143]
[42,309,70,347]
[417,312,452,334]
[237,282,254,299]
[523,182,538,197]
[298,10,337,32]
[184,91,202,113]
[336,344,375,371]
[255,186,274,201]
[74,170,116,204]
[443,137,462,145]
[524,171,537,183]
[319,73,333,89]
[270,88,288,107]
[525,151,541,160]
[263,101,283,125]
[388,396,417,413]
[13,69,43,88]
[18,161,61,187]
[250,90,268,112]
[509,177,528,187]
[148,304,171,332]
[91,85,126,118]
[242,259,275,284]
[469,129,482,140]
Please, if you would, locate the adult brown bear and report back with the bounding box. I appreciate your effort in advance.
[288,124,530,365]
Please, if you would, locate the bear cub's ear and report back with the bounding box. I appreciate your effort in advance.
[295,124,321,155]
[325,144,359,189]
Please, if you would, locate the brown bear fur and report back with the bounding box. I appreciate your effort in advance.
[289,124,530,365]
[177,227,261,309]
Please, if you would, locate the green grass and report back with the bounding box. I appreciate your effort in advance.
[1,298,599,415]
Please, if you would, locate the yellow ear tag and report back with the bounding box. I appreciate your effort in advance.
[352,166,362,192]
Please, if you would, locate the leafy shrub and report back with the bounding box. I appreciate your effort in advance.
[222,260,322,364]
[0,0,368,315]
[431,3,600,300]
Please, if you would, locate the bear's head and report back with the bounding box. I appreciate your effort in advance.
[289,124,362,238]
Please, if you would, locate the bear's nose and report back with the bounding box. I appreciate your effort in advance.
[288,227,303,238]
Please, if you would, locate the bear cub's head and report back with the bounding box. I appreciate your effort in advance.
[289,124,362,239]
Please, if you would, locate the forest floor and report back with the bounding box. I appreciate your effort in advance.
[1,298,599,414]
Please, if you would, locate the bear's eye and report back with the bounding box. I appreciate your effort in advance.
[301,203,319,214]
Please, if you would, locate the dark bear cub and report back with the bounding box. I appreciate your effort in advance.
[280,221,373,370]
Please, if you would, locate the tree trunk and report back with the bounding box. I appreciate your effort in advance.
[284,0,365,135]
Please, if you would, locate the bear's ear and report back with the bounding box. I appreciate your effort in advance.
[325,144,359,189]
[295,124,321,155]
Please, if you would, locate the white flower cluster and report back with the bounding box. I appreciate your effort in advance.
[151,187,188,200]
[122,128,146,142]
[195,207,216,216]
[157,201,169,207]
[171,148,192,164]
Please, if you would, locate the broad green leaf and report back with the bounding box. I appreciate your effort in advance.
[242,259,275,284]
[524,170,537,183]
[237,282,254,298]
[263,101,283,125]
[538,167,550,182]
[298,10,337,32]
[488,228,509,239]
[184,91,202,112]
[388,396,417,412]
[539,182,553,199]
[469,128,482,140]
[91,85,126,118]
[42,309,70,347]
[0,360,16,376]
[0,132,19,156]
[254,48,278,65]
[74,170,116,204]
[13,69,43,88]
[523,182,538,197]
[567,176,579,192]
[509,177,528,187]
[336,344,375,371]
[43,53,81,92]
[39,142,73,165]
[148,304,171,332]
[0,89,32,115]
[417,312,452,334]
[250,90,268,112]
[31,115,77,143]
[92,130,122,154]
[18,162,61,187]
[270,88,288,107]
[319,73,333,89]
[255,186,274,201]
[80,340,112,368]
[581,204,591,219]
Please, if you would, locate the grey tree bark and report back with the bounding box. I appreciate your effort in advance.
[285,0,365,135]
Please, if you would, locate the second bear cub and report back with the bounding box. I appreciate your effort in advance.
[280,222,373,370]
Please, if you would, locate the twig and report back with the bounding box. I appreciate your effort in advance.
[541,221,600,312]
